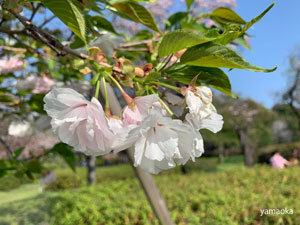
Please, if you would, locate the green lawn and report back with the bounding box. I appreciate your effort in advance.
[0,156,299,225]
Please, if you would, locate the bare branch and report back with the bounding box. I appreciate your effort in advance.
[29,3,42,22]
[0,45,27,53]
[0,28,26,36]
[39,15,56,28]
[0,136,13,159]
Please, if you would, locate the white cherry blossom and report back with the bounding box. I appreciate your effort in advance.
[185,86,223,133]
[44,88,115,156]
[125,110,204,174]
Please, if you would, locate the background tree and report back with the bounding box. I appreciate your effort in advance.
[283,49,300,134]
[217,96,275,166]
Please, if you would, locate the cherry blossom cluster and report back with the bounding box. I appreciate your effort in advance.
[0,56,23,74]
[16,74,55,94]
[43,85,223,174]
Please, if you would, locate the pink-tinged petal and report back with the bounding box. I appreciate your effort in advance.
[123,94,160,125]
[44,88,115,155]
[123,106,143,125]
[135,94,159,115]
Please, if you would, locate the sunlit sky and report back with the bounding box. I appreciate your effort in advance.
[226,0,299,108]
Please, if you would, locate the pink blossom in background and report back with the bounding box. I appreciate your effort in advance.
[15,75,36,91]
[114,17,142,35]
[16,74,54,94]
[22,132,59,158]
[0,131,59,159]
[147,0,173,19]
[32,74,55,94]
[205,19,217,27]
[0,56,23,74]
[44,88,115,156]
[194,0,236,11]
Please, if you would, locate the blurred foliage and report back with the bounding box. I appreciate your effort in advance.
[45,173,82,191]
[0,162,299,225]
[0,143,76,180]
[258,141,300,164]
[0,172,32,191]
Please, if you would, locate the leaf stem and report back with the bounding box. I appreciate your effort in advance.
[151,81,181,93]
[107,73,133,104]
[149,87,174,117]
[102,76,110,110]
[158,54,173,72]
[94,79,100,99]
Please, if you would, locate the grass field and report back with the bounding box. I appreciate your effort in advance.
[0,156,299,225]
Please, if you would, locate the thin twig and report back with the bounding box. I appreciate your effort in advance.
[116,47,149,52]
[39,15,56,28]
[29,3,41,22]
[0,136,13,159]
[0,45,27,53]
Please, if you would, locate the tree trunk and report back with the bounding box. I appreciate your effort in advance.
[218,144,224,164]
[86,155,96,186]
[238,128,255,167]
[100,82,174,225]
[180,165,187,174]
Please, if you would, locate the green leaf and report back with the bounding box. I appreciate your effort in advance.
[165,64,236,97]
[70,35,86,49]
[122,59,135,78]
[91,73,101,86]
[0,94,15,102]
[213,3,275,46]
[241,2,275,33]
[213,23,242,45]
[111,1,160,33]
[211,7,246,24]
[41,0,87,44]
[48,143,76,172]
[158,30,214,57]
[236,35,251,50]
[29,94,46,114]
[12,147,24,160]
[165,11,189,29]
[185,0,194,9]
[0,159,18,178]
[91,16,118,34]
[181,42,277,72]
[25,160,43,175]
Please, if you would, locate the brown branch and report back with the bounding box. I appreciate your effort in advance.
[0,45,27,53]
[39,15,56,28]
[2,8,157,77]
[0,28,26,36]
[29,3,42,22]
[0,136,13,159]
[120,39,152,48]
[116,47,149,52]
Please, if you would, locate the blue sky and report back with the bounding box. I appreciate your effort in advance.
[227,0,299,108]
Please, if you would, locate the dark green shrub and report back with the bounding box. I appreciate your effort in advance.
[0,173,32,191]
[45,173,81,191]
